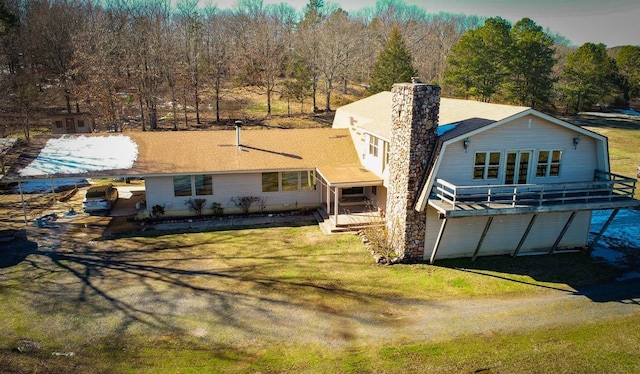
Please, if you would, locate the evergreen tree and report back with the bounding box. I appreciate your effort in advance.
[616,45,640,104]
[506,18,556,108]
[561,42,618,113]
[444,17,512,102]
[368,26,416,95]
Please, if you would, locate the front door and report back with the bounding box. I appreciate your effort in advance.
[505,151,531,184]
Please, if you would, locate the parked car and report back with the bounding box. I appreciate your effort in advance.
[82,183,119,214]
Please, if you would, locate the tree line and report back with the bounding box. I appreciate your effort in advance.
[443,16,640,113]
[0,0,638,140]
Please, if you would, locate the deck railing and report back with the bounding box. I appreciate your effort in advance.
[434,169,637,210]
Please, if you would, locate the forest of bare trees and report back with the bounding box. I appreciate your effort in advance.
[1,0,634,141]
[0,0,486,137]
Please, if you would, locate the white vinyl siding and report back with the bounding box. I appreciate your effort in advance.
[424,207,591,261]
[146,173,321,216]
[436,114,600,187]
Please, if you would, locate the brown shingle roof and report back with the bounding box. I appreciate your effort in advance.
[7,128,363,180]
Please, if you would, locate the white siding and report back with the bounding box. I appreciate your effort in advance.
[145,173,321,216]
[437,115,600,186]
[424,206,591,260]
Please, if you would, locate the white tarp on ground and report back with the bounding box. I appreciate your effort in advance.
[19,135,138,177]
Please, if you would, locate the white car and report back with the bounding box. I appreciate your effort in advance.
[82,184,119,214]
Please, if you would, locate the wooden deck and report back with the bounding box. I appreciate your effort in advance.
[431,170,639,218]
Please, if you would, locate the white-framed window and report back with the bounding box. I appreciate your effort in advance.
[368,134,379,157]
[473,152,501,180]
[195,175,213,195]
[262,171,316,192]
[536,150,562,177]
[261,172,279,192]
[173,175,192,196]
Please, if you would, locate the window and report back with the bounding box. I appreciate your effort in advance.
[262,171,316,192]
[195,175,213,195]
[473,152,501,180]
[262,172,279,192]
[371,186,377,195]
[55,121,63,129]
[368,135,379,157]
[282,171,299,191]
[536,150,562,177]
[301,170,316,191]
[343,187,364,195]
[77,120,85,127]
[173,175,192,196]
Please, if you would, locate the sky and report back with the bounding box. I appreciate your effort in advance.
[210,0,640,47]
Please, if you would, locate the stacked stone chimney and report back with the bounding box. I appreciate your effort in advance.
[385,81,440,261]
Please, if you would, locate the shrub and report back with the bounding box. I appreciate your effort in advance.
[151,204,165,218]
[185,198,207,216]
[210,202,224,216]
[230,196,260,214]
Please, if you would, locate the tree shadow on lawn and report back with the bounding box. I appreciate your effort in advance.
[0,226,398,351]
[437,253,640,304]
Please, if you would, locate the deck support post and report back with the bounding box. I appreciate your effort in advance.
[588,208,620,252]
[429,218,448,264]
[549,211,577,255]
[512,214,538,257]
[472,216,494,261]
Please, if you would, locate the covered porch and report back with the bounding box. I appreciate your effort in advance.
[425,170,639,263]
[316,166,385,233]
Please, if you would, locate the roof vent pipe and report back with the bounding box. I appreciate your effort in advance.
[235,120,242,146]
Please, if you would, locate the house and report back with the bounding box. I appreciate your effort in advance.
[4,81,638,262]
[333,82,638,262]
[50,113,94,134]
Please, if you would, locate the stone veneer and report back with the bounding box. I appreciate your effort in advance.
[385,82,440,261]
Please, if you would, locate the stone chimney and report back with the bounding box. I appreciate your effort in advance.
[385,81,440,261]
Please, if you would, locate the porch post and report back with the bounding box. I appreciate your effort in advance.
[549,211,577,255]
[588,208,620,252]
[326,183,331,215]
[472,216,494,261]
[512,214,538,257]
[333,187,340,225]
[429,218,448,264]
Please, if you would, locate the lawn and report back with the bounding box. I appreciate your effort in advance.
[1,223,638,373]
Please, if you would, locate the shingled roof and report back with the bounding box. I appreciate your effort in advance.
[4,128,366,181]
[334,91,529,140]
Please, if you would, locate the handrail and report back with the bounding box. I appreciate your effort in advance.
[434,169,637,210]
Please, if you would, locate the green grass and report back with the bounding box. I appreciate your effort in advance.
[0,225,635,373]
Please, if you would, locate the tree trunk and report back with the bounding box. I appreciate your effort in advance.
[215,73,221,123]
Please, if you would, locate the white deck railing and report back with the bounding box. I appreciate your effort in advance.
[434,169,637,210]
